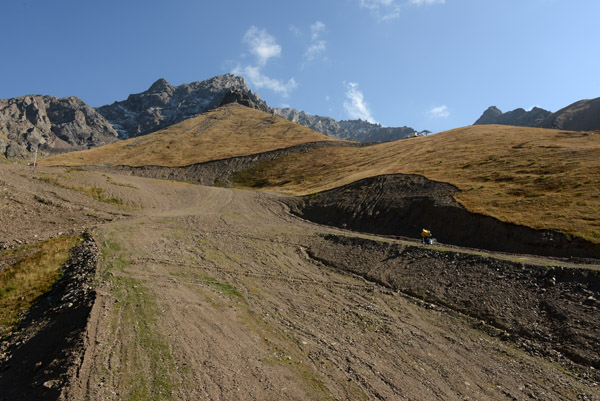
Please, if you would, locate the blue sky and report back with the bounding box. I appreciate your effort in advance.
[2,0,599,132]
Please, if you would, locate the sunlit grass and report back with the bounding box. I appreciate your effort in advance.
[0,236,82,338]
[40,104,342,167]
[233,126,600,242]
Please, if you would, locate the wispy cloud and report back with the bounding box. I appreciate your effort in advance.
[304,41,327,62]
[409,0,445,5]
[359,0,445,19]
[243,26,281,66]
[289,24,301,37]
[427,105,450,119]
[344,82,377,123]
[310,21,326,40]
[359,0,401,20]
[232,65,297,97]
[234,26,297,97]
[303,21,327,63]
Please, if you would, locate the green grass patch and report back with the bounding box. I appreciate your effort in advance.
[170,270,243,300]
[104,174,139,189]
[0,236,81,339]
[35,175,125,205]
[99,230,179,401]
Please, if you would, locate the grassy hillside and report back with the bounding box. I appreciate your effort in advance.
[39,105,600,242]
[233,125,600,242]
[40,103,342,167]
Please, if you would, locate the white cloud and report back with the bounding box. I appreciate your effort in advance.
[359,0,444,19]
[359,0,401,20]
[304,40,327,62]
[409,0,445,5]
[428,105,450,119]
[289,24,301,37]
[233,65,297,97]
[234,26,297,97]
[303,21,327,63]
[344,82,377,123]
[310,21,326,40]
[243,26,281,66]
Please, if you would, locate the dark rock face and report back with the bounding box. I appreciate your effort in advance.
[539,97,600,131]
[0,95,119,159]
[474,106,551,127]
[217,89,272,114]
[96,74,270,139]
[273,108,418,143]
[474,106,503,124]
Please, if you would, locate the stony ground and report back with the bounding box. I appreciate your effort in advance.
[1,165,599,400]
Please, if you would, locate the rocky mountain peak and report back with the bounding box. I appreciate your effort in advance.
[96,74,263,139]
[474,105,551,127]
[203,73,248,90]
[474,106,503,125]
[0,95,119,159]
[273,108,418,143]
[148,78,174,94]
[217,89,271,113]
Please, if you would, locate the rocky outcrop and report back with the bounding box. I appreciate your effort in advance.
[273,108,418,143]
[217,89,272,114]
[96,74,270,139]
[539,97,600,131]
[474,106,551,127]
[0,96,119,159]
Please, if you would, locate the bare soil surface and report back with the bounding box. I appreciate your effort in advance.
[1,165,599,400]
[308,234,600,369]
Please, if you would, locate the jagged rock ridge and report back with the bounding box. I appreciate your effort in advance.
[474,97,600,131]
[0,95,119,159]
[273,108,418,143]
[474,106,551,127]
[96,74,271,139]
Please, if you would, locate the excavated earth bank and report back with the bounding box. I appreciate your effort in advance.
[0,234,98,401]
[96,141,366,186]
[288,174,600,259]
[308,233,600,372]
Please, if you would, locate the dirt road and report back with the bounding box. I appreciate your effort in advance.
[1,166,599,400]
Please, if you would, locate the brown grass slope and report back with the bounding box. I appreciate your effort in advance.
[40,103,342,167]
[234,125,600,242]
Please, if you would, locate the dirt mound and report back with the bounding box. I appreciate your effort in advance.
[0,234,98,400]
[308,234,600,371]
[288,174,600,259]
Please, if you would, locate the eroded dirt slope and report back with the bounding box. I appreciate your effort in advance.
[308,234,600,369]
[288,174,600,259]
[1,165,599,400]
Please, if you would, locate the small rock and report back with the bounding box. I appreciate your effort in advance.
[43,380,59,389]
